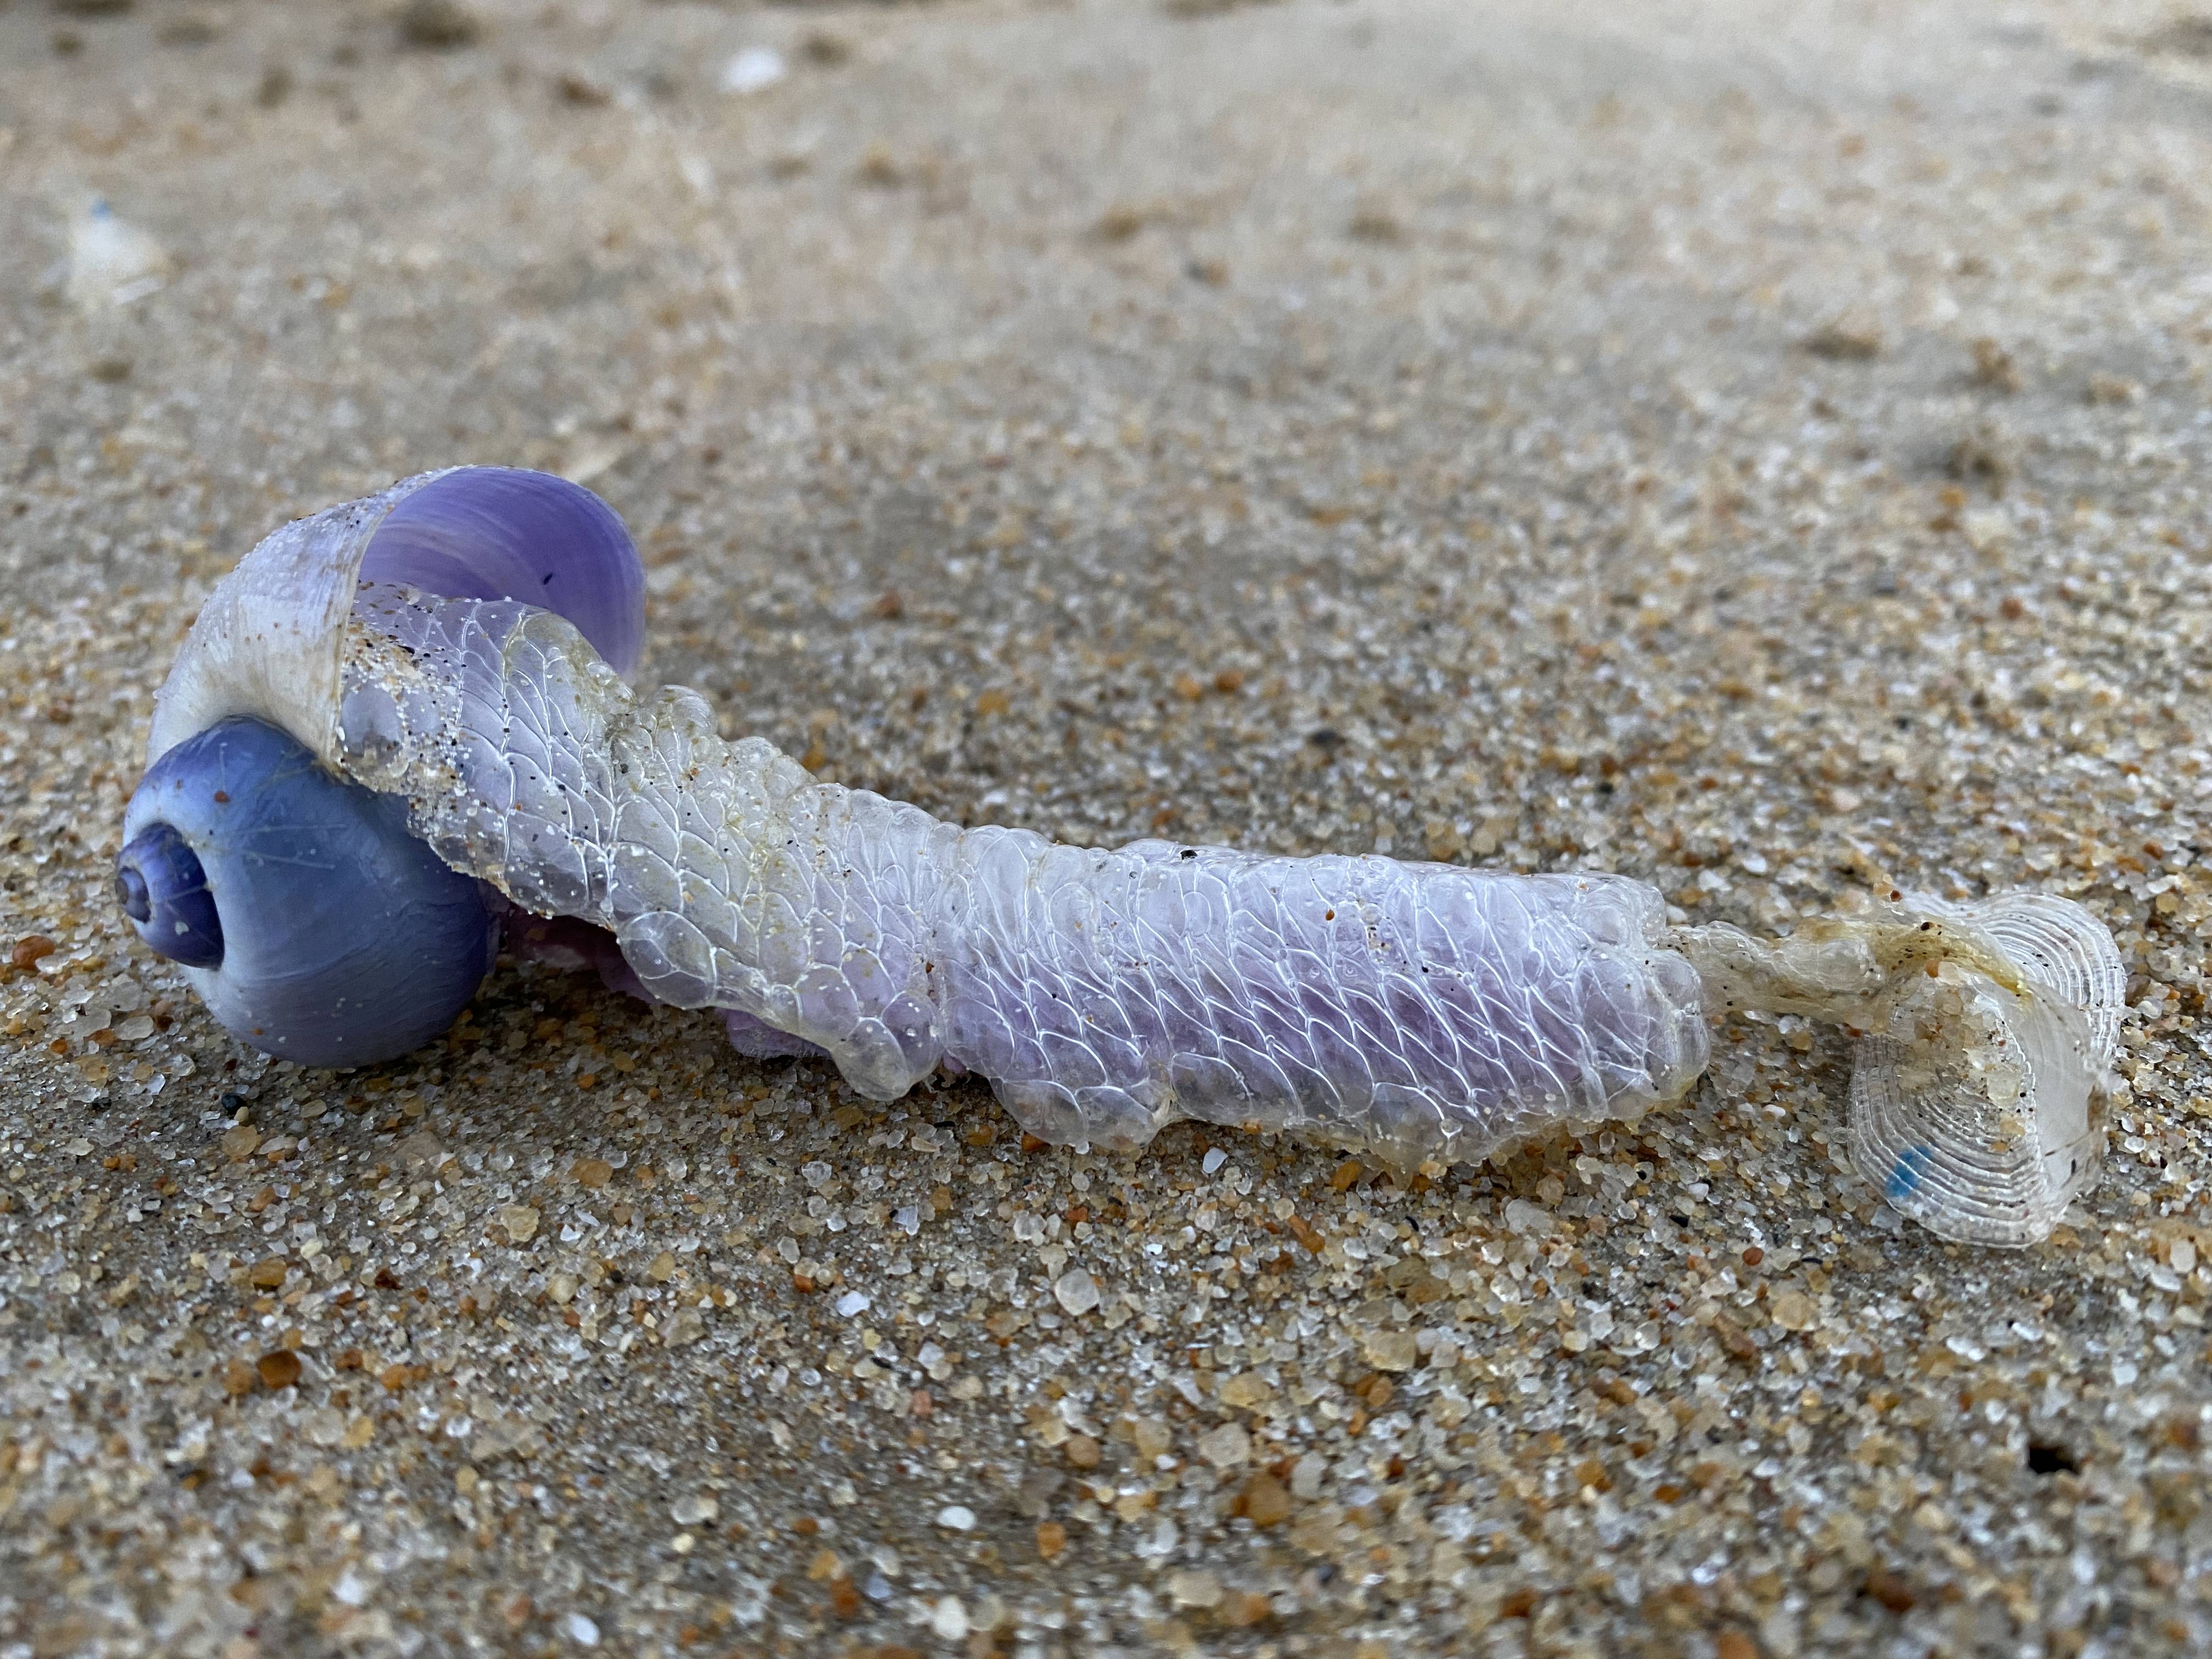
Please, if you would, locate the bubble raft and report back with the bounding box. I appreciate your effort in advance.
[333,581,1709,1166]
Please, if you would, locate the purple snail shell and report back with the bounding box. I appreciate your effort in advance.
[116,467,646,1065]
[358,465,646,678]
[118,716,497,1066]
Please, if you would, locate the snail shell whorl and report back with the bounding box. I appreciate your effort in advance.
[360,466,646,680]
[114,821,223,969]
[120,716,496,1067]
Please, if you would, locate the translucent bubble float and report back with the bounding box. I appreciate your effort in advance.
[122,470,2125,1247]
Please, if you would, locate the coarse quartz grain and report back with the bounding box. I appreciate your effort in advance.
[1053,1267,1101,1316]
[4,1,2211,1657]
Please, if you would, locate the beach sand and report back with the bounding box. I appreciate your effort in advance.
[3,1,2210,1653]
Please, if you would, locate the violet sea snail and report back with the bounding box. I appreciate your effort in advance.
[120,468,2125,1247]
[115,467,639,1066]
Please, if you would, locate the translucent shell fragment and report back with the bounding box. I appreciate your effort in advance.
[1682,890,2124,1248]
[1848,893,2124,1248]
